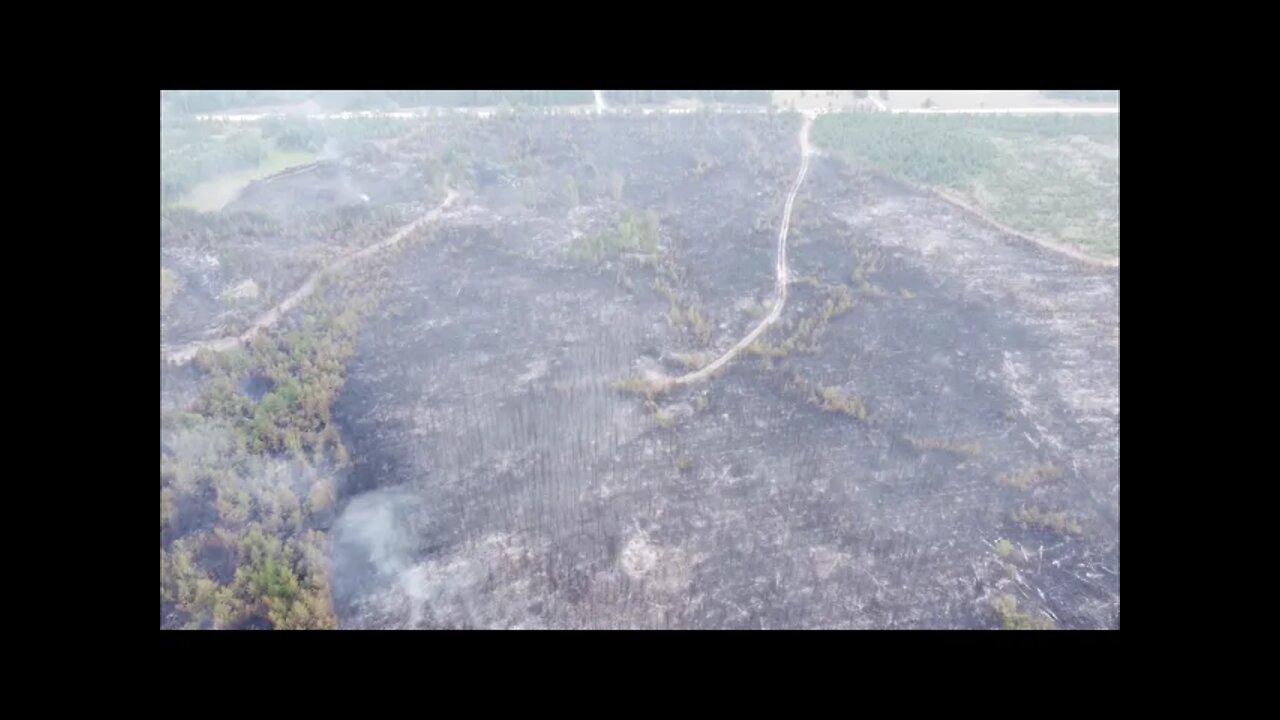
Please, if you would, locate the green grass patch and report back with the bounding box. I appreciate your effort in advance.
[814,113,1119,259]
[177,148,319,212]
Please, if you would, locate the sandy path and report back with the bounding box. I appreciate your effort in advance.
[670,114,814,387]
[162,190,458,366]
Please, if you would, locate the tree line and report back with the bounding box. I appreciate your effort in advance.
[162,90,600,117]
[602,90,772,106]
[1042,90,1118,104]
[811,113,1117,187]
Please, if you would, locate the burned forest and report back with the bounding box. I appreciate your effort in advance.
[160,91,1119,630]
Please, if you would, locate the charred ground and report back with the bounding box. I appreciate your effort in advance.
[326,115,1118,629]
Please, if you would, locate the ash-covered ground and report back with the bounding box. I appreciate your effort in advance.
[322,115,1119,629]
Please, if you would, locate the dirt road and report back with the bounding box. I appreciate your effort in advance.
[671,114,814,386]
[891,107,1118,115]
[162,190,459,366]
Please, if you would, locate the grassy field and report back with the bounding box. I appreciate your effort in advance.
[813,113,1119,259]
[176,148,319,212]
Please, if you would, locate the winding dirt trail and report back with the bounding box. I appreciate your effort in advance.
[669,114,814,387]
[162,190,459,366]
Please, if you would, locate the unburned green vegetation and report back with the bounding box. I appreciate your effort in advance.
[813,113,1119,258]
[995,538,1016,559]
[570,210,661,263]
[903,436,982,457]
[813,113,1001,186]
[652,277,713,348]
[747,282,857,359]
[1012,505,1083,537]
[161,210,439,629]
[999,463,1064,490]
[612,375,672,402]
[161,122,272,206]
[816,385,868,421]
[852,250,887,297]
[991,594,1055,630]
[176,150,320,212]
[161,116,333,211]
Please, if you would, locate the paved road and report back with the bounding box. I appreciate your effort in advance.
[890,106,1117,115]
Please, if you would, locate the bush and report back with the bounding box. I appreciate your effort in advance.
[816,386,868,421]
[999,464,1063,490]
[991,594,1054,630]
[1012,506,1082,536]
[570,210,660,263]
[995,538,1015,558]
[903,436,981,457]
[612,376,671,401]
[232,528,330,628]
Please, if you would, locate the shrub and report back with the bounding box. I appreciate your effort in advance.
[995,538,1015,558]
[1012,506,1082,536]
[991,594,1055,630]
[1000,464,1064,490]
[816,386,868,421]
[903,436,981,457]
